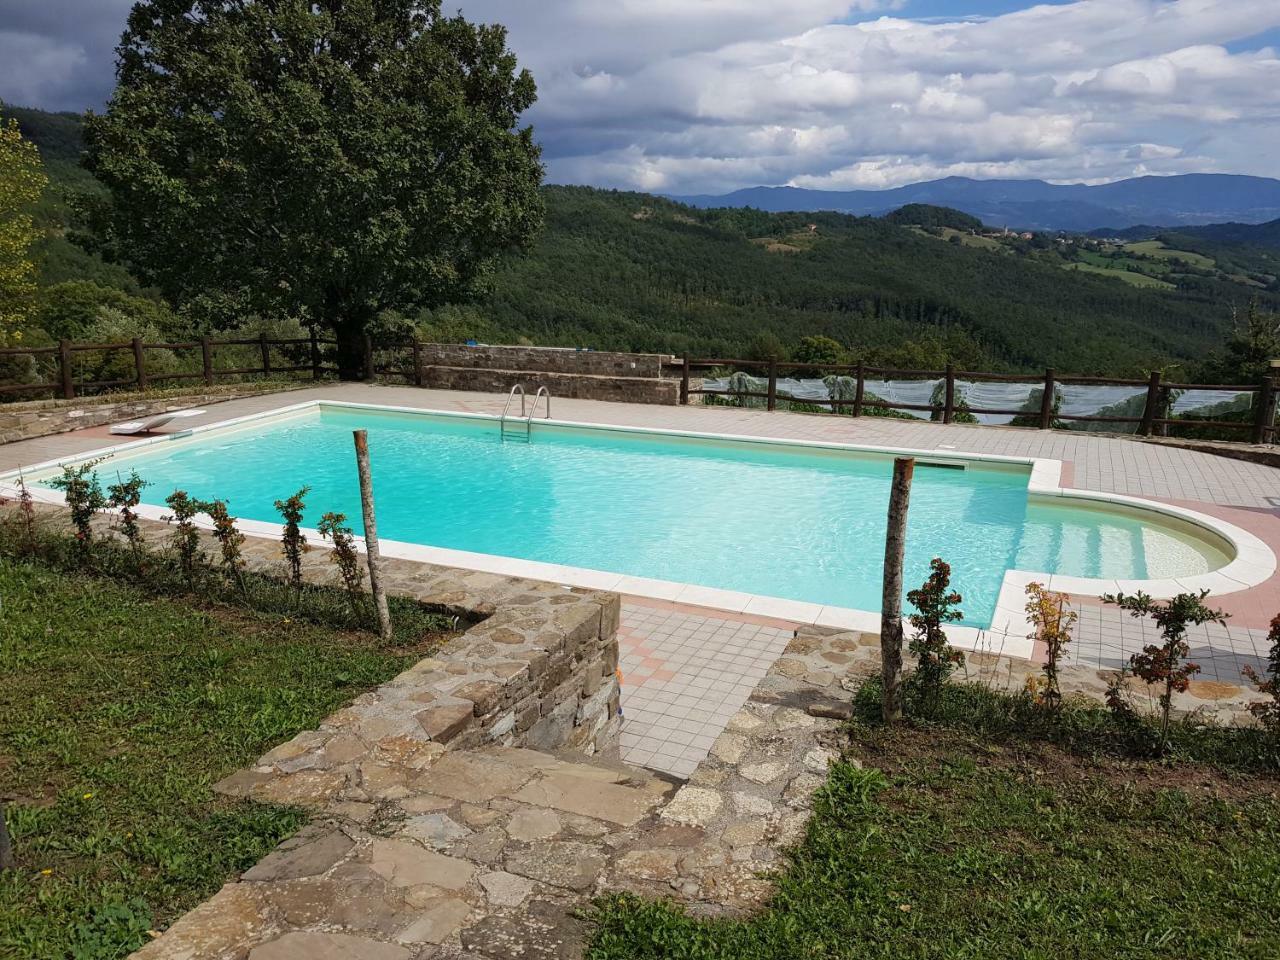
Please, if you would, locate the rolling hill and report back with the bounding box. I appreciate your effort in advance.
[672,175,1280,233]
[4,105,1275,379]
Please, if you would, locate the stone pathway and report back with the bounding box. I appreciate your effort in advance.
[136,705,842,959]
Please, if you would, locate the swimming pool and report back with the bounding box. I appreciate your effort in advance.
[20,401,1266,634]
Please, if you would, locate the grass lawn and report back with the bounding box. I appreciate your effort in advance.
[0,557,446,960]
[590,692,1280,960]
[1064,262,1176,289]
[1123,241,1217,270]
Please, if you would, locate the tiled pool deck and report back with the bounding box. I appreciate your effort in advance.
[4,383,1278,778]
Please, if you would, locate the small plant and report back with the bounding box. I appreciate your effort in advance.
[1024,582,1077,710]
[1103,590,1227,744]
[1243,613,1280,733]
[274,486,310,588]
[906,557,965,714]
[317,511,364,612]
[107,471,150,562]
[163,490,204,585]
[202,498,248,596]
[13,470,37,555]
[46,459,106,553]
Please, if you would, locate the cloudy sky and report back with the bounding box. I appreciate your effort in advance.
[2,0,1279,194]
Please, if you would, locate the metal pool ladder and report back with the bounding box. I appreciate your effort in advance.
[500,384,551,443]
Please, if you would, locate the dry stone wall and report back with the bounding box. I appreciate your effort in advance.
[0,383,307,444]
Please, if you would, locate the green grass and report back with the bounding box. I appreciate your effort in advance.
[0,557,442,959]
[1124,241,1217,270]
[1064,262,1176,289]
[589,684,1280,960]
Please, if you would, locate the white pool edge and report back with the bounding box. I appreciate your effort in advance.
[2,397,1273,661]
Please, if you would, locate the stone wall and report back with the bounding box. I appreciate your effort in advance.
[420,364,678,405]
[417,343,680,406]
[421,344,670,379]
[0,383,307,445]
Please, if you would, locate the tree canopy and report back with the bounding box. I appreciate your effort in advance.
[85,0,544,375]
[0,117,48,345]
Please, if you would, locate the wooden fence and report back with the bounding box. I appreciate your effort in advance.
[2,333,1274,444]
[670,357,1280,444]
[0,331,338,401]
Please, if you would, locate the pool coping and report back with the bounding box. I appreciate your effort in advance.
[2,397,1274,659]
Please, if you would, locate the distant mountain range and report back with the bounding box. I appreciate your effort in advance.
[670,175,1280,233]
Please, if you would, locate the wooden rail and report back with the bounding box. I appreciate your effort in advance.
[670,357,1279,444]
[0,330,338,401]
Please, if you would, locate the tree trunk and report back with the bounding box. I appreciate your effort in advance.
[881,457,915,724]
[353,430,393,642]
[333,321,370,381]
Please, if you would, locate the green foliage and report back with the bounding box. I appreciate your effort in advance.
[1243,614,1280,733]
[84,0,545,374]
[317,511,364,614]
[0,556,431,957]
[1024,582,1077,710]
[590,683,1280,960]
[1102,590,1229,744]
[105,470,148,557]
[163,490,204,584]
[45,460,105,550]
[274,487,310,587]
[202,499,247,595]
[905,558,965,713]
[36,279,174,341]
[884,203,985,232]
[792,335,847,368]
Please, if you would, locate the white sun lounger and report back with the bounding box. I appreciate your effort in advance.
[109,409,207,435]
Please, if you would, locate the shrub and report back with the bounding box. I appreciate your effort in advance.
[905,557,965,715]
[106,470,149,560]
[1103,590,1228,744]
[162,490,204,585]
[317,512,364,613]
[46,459,106,553]
[1243,613,1280,733]
[202,498,247,596]
[274,486,310,588]
[1024,582,1077,710]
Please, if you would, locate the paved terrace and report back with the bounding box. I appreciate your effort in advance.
[3,382,1278,778]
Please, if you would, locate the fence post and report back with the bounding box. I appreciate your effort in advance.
[1139,370,1162,436]
[201,337,214,385]
[58,339,74,400]
[1253,373,1276,445]
[310,328,322,381]
[259,332,272,377]
[680,356,690,405]
[943,363,955,424]
[132,337,148,391]
[1039,369,1055,429]
[853,360,865,417]
[881,456,914,724]
[767,359,778,412]
[411,340,423,387]
[353,429,393,641]
[363,333,375,381]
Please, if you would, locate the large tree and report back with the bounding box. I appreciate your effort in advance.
[0,116,48,346]
[85,0,544,376]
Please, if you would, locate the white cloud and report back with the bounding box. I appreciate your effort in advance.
[457,0,1280,193]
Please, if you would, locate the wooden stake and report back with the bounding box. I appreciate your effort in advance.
[0,804,13,870]
[353,430,393,641]
[880,456,915,723]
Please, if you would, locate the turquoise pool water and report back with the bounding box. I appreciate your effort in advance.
[59,405,1231,628]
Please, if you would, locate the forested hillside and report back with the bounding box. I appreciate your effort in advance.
[4,105,1275,379]
[426,188,1271,376]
